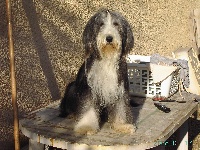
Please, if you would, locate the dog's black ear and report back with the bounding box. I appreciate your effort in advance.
[82,12,101,58]
[83,9,108,58]
[83,16,95,58]
[122,18,134,56]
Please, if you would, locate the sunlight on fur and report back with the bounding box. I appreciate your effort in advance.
[87,56,124,106]
[74,107,99,135]
[60,9,135,135]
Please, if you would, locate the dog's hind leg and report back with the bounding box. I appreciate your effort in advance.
[59,81,78,117]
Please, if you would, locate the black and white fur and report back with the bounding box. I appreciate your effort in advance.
[60,9,135,135]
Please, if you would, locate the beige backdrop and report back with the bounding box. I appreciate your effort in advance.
[0,0,200,149]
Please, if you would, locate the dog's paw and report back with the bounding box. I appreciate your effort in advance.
[74,125,98,135]
[74,107,99,135]
[112,123,136,134]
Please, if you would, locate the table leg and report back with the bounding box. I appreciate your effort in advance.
[177,120,188,150]
[29,139,44,150]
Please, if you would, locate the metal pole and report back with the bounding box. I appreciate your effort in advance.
[6,0,20,149]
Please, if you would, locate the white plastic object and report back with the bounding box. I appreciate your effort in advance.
[127,55,178,98]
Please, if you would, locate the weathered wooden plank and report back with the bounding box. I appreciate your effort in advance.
[19,92,199,150]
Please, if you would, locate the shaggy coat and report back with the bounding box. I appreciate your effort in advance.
[60,9,135,134]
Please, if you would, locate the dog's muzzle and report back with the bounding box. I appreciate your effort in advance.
[99,35,119,58]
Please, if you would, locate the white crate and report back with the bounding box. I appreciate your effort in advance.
[127,55,179,97]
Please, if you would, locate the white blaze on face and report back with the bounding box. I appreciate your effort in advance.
[96,11,121,59]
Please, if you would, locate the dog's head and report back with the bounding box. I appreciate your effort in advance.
[83,9,134,59]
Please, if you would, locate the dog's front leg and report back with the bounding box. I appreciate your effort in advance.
[74,104,100,135]
[111,98,136,134]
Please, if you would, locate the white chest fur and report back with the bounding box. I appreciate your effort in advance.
[87,58,124,106]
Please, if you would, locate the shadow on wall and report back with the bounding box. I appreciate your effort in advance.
[22,0,61,100]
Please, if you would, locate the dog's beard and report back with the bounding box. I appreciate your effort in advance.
[100,43,120,59]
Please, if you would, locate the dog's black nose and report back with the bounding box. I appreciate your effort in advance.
[106,36,113,43]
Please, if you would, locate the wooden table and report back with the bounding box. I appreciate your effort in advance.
[19,92,199,150]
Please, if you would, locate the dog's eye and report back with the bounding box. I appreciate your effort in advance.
[100,22,104,27]
[113,22,119,26]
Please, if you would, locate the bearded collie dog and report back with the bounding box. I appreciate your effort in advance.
[59,9,135,135]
